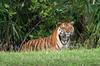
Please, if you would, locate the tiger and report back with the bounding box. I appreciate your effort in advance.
[20,21,74,51]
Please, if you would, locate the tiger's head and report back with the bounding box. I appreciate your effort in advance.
[56,21,74,49]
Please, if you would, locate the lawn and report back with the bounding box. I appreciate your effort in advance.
[0,48,100,66]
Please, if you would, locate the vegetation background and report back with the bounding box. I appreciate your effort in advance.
[0,0,100,51]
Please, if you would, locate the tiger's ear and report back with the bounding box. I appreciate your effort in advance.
[57,22,62,25]
[57,20,65,25]
[70,21,74,25]
[56,22,62,27]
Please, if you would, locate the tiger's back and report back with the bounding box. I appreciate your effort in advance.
[21,36,57,51]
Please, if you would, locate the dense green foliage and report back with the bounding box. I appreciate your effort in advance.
[0,48,100,66]
[0,0,100,51]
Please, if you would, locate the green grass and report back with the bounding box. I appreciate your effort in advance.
[0,48,100,66]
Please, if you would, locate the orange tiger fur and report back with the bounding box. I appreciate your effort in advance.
[20,21,74,51]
